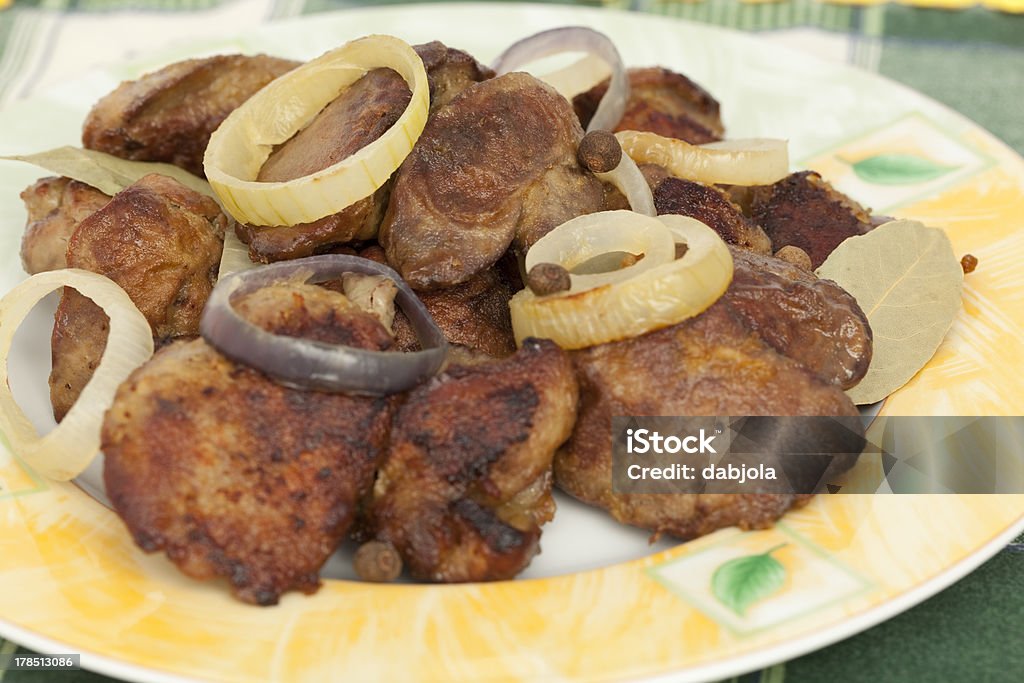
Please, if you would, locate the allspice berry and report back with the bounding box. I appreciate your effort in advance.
[775,245,813,271]
[353,540,402,583]
[526,262,572,296]
[577,130,622,173]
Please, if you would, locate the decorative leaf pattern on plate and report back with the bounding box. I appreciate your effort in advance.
[0,146,213,198]
[711,544,787,616]
[816,220,964,405]
[850,153,956,185]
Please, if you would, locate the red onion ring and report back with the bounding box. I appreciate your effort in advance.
[492,26,629,132]
[200,255,448,396]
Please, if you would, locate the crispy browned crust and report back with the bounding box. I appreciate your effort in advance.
[574,67,724,143]
[102,284,396,605]
[725,248,873,389]
[415,41,495,112]
[555,301,858,540]
[391,266,516,358]
[237,43,494,263]
[749,171,874,269]
[654,177,772,254]
[19,177,111,274]
[49,174,226,421]
[82,54,298,177]
[379,72,604,290]
[370,339,578,582]
[320,244,516,358]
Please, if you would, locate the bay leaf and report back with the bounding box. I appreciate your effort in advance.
[1,146,215,199]
[851,153,956,186]
[710,544,787,616]
[218,228,256,281]
[816,219,963,405]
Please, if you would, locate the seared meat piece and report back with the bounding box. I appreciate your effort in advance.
[238,43,493,263]
[654,177,772,254]
[320,244,516,358]
[379,72,605,290]
[725,248,872,389]
[416,41,495,112]
[555,301,859,540]
[749,171,873,268]
[237,68,411,262]
[391,266,516,358]
[82,54,298,177]
[574,67,724,143]
[50,174,226,421]
[369,339,578,582]
[103,284,396,605]
[19,177,111,274]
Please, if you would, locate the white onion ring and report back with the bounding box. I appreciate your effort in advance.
[595,151,655,216]
[0,270,154,481]
[204,35,430,227]
[200,255,447,396]
[492,26,629,132]
[511,212,733,349]
[539,53,612,99]
[525,210,674,293]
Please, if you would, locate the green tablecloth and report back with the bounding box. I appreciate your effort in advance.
[0,1,1021,681]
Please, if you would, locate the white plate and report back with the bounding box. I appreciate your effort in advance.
[2,4,1024,682]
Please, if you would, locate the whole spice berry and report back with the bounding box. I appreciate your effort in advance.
[775,245,813,271]
[527,262,572,296]
[960,254,978,274]
[577,130,622,173]
[353,540,403,583]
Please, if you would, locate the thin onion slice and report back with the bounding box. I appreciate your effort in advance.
[492,26,628,132]
[203,35,430,227]
[200,255,447,396]
[616,131,789,186]
[511,213,733,349]
[0,270,154,481]
[593,150,655,217]
[540,53,612,99]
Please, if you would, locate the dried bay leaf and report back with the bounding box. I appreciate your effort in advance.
[816,219,963,405]
[1,146,214,198]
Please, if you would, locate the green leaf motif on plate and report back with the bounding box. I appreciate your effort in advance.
[850,153,956,185]
[711,544,787,616]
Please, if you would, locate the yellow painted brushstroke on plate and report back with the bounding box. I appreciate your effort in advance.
[1,485,1022,681]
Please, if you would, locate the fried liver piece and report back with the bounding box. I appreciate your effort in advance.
[555,301,859,540]
[573,67,724,143]
[324,244,517,358]
[725,248,872,389]
[379,72,605,290]
[82,54,298,177]
[103,284,395,605]
[415,41,495,112]
[391,266,517,358]
[19,177,111,274]
[238,43,493,263]
[654,177,772,254]
[369,339,578,582]
[749,171,874,269]
[50,174,226,421]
